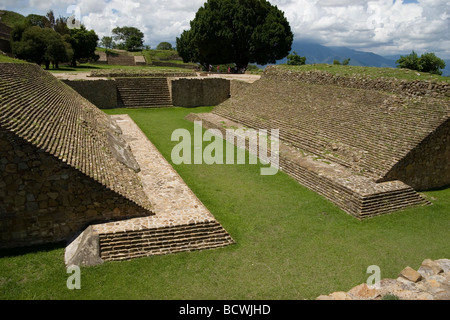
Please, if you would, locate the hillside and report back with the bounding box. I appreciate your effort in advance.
[0,10,26,27]
[276,40,449,77]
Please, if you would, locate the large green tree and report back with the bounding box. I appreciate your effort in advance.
[177,0,293,71]
[11,26,70,69]
[112,26,144,51]
[67,26,99,66]
[396,51,446,75]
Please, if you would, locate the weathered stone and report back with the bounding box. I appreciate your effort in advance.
[64,226,103,267]
[436,259,450,273]
[330,291,349,300]
[418,259,443,277]
[316,295,334,300]
[347,283,380,300]
[399,266,422,283]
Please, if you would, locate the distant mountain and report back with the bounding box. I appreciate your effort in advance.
[273,40,450,77]
[276,41,397,68]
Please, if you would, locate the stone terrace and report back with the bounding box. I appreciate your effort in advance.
[89,115,234,262]
[187,66,449,218]
[213,67,449,181]
[0,63,152,212]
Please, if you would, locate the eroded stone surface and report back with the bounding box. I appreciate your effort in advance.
[317,259,450,300]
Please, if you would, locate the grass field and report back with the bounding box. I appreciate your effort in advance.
[0,106,449,300]
[280,64,450,83]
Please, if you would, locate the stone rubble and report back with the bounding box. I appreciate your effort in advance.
[317,259,450,300]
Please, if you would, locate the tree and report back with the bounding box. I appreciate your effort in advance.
[11,26,69,69]
[419,52,446,75]
[333,59,341,65]
[287,51,306,65]
[396,51,445,75]
[156,42,173,50]
[112,26,144,51]
[67,26,99,66]
[396,50,421,71]
[26,14,51,28]
[46,10,56,30]
[177,0,293,71]
[101,36,114,52]
[342,58,351,66]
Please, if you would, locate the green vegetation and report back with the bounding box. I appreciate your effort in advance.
[156,42,174,51]
[177,0,293,71]
[8,10,98,68]
[279,64,450,83]
[1,106,448,300]
[396,51,446,75]
[287,51,306,66]
[0,54,28,64]
[0,10,27,28]
[112,26,144,52]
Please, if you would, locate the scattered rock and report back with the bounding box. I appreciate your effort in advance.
[400,266,422,283]
[317,259,450,300]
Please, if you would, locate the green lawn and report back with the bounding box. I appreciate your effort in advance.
[0,106,449,300]
[280,64,450,83]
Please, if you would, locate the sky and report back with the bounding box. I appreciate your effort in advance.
[0,0,449,58]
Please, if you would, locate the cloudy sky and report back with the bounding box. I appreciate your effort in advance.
[1,0,449,58]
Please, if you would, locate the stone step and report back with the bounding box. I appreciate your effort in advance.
[187,112,429,219]
[98,222,233,261]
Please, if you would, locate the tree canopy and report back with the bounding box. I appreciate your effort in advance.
[11,26,70,69]
[396,51,446,75]
[10,10,98,68]
[287,51,306,65]
[176,0,293,71]
[112,26,144,51]
[156,42,173,50]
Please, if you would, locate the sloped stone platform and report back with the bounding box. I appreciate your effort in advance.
[67,115,234,264]
[186,112,429,219]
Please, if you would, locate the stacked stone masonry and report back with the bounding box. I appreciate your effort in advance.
[186,113,429,219]
[115,77,172,107]
[187,66,449,218]
[0,63,154,248]
[88,114,234,262]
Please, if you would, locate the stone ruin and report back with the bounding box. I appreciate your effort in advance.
[0,62,234,264]
[188,65,450,219]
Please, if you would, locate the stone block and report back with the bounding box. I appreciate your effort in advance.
[418,259,443,277]
[399,266,422,283]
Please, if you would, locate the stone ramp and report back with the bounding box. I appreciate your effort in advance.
[71,114,234,263]
[116,77,172,107]
[213,68,449,182]
[186,112,429,219]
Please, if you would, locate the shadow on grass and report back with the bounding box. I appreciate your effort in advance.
[0,241,66,259]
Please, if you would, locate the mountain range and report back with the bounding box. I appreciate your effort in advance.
[275,41,450,77]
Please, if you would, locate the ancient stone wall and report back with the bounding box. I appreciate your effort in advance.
[230,79,252,97]
[62,80,118,109]
[265,67,450,98]
[382,118,450,190]
[0,127,151,249]
[171,78,230,107]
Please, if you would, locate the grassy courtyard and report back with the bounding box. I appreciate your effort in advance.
[0,106,449,300]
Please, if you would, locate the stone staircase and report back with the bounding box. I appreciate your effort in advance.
[107,53,136,66]
[186,112,429,219]
[97,221,234,261]
[116,77,172,107]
